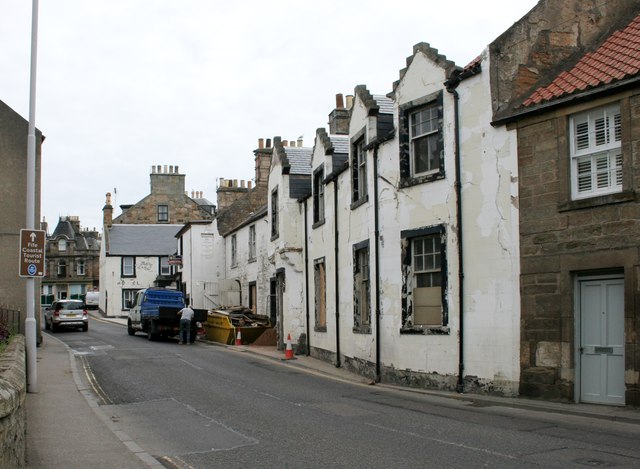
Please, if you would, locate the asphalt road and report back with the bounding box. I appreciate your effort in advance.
[50,319,640,469]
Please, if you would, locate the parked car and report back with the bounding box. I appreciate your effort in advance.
[44,300,89,332]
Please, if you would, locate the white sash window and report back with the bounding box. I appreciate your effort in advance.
[570,104,622,199]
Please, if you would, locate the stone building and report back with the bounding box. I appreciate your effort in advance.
[107,164,214,225]
[493,2,640,405]
[100,165,214,316]
[42,216,100,304]
[0,99,43,334]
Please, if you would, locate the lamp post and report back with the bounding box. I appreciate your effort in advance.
[25,0,39,393]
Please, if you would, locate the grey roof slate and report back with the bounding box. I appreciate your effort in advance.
[107,224,181,256]
[283,147,312,175]
[51,221,75,239]
[330,135,349,155]
[373,95,394,114]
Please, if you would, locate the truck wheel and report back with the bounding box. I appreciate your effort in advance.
[127,319,135,336]
[147,331,156,341]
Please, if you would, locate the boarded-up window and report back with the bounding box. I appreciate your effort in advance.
[413,235,442,326]
[249,282,257,313]
[400,226,447,330]
[353,242,371,331]
[314,259,326,329]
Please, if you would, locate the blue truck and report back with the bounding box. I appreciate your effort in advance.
[127,288,207,342]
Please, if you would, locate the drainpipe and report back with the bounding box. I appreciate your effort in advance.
[372,145,382,383]
[446,75,465,393]
[333,179,341,368]
[303,199,311,356]
[365,130,395,384]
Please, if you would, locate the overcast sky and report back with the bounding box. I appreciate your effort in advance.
[2,0,538,233]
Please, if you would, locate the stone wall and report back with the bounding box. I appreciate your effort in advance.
[516,91,640,405]
[0,335,26,467]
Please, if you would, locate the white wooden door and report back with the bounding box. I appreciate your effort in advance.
[579,278,625,405]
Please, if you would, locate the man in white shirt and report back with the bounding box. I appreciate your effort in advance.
[178,303,195,344]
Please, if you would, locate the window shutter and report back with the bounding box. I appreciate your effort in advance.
[577,157,592,193]
[575,120,589,151]
[615,152,623,186]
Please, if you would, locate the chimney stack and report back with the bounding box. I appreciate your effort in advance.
[329,92,350,135]
[103,192,113,228]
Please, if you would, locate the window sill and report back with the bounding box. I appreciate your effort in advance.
[400,325,450,335]
[559,190,636,212]
[312,219,325,229]
[350,195,368,210]
[399,171,445,188]
[248,257,256,264]
[352,326,371,334]
[314,326,327,333]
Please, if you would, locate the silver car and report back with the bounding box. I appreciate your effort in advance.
[44,300,89,332]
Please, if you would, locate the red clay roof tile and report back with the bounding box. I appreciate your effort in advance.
[523,15,640,107]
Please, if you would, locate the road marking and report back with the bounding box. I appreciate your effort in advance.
[365,422,517,460]
[80,355,113,405]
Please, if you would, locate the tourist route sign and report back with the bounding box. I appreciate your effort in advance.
[19,229,46,278]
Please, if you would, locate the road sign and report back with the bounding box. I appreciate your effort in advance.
[19,229,46,278]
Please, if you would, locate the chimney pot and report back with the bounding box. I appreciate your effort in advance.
[164,165,168,173]
[346,95,354,109]
[336,93,344,109]
[175,165,179,173]
[248,181,252,189]
[283,140,288,147]
[169,165,173,173]
[258,138,264,149]
[266,138,272,148]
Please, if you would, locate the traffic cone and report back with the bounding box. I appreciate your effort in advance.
[235,329,242,345]
[284,333,295,360]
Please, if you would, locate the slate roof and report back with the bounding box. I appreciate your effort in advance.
[523,14,640,107]
[373,95,394,115]
[107,224,181,256]
[51,221,75,239]
[331,135,349,155]
[283,146,312,175]
[49,218,100,252]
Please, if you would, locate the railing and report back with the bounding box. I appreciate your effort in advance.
[0,305,21,340]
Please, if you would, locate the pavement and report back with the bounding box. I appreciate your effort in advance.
[25,314,640,468]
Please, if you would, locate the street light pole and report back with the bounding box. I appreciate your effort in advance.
[25,0,39,393]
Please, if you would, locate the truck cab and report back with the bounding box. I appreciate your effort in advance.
[127,288,187,341]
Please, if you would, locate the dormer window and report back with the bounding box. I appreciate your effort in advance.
[58,239,67,251]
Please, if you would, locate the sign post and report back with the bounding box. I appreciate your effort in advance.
[19,229,45,278]
[25,0,40,393]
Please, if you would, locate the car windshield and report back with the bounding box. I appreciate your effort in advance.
[60,301,84,310]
